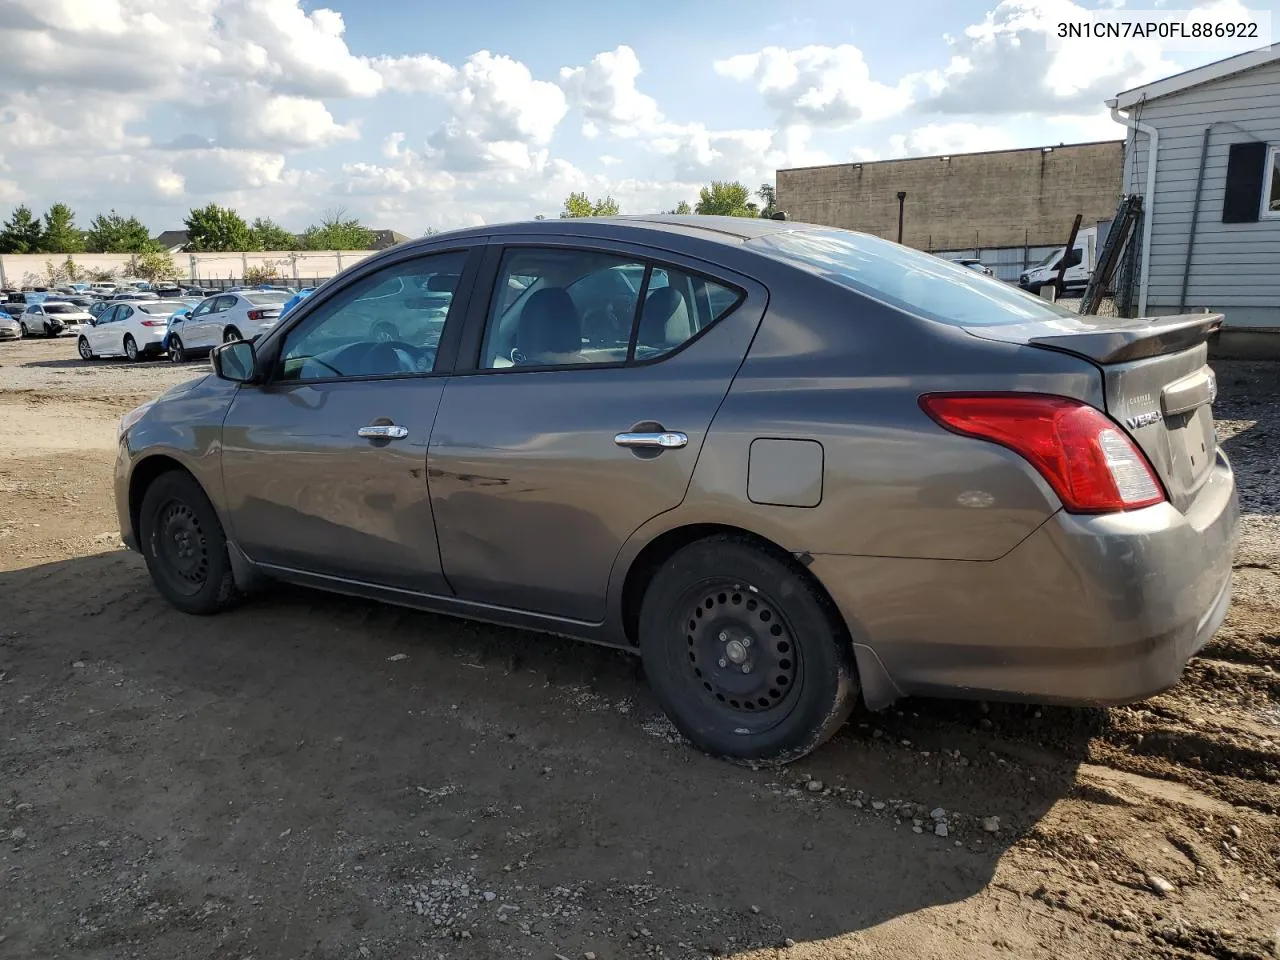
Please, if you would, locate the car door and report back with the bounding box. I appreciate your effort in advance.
[426,239,766,623]
[218,245,481,593]
[113,305,137,351]
[88,305,118,354]
[210,295,243,341]
[184,297,221,347]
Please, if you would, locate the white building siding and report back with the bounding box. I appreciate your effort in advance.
[1122,58,1280,327]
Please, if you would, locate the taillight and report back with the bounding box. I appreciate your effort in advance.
[247,309,264,320]
[140,319,166,327]
[918,393,1165,513]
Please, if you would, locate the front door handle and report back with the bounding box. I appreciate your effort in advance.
[614,431,688,450]
[357,424,409,440]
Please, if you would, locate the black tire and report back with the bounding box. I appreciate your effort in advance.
[123,334,141,362]
[223,326,242,343]
[169,336,185,363]
[639,535,857,765]
[137,470,240,615]
[19,321,29,338]
[77,336,95,361]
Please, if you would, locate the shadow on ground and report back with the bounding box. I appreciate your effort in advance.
[0,551,1088,959]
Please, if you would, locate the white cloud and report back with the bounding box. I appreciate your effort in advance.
[910,0,1183,113]
[560,45,663,138]
[888,122,1014,157]
[219,94,360,150]
[715,44,914,126]
[650,123,829,184]
[599,154,622,166]
[368,53,455,94]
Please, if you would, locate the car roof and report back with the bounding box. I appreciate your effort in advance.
[436,214,802,246]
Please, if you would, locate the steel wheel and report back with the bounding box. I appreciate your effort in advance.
[683,582,799,717]
[151,499,210,597]
[639,535,857,764]
[138,470,241,616]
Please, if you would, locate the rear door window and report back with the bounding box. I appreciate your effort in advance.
[752,229,1079,327]
[479,247,742,370]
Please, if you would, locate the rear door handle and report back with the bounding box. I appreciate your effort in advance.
[614,431,688,450]
[357,424,409,440]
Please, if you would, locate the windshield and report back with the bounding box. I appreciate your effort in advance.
[751,228,1078,327]
[1033,248,1063,268]
[245,292,290,305]
[42,303,82,315]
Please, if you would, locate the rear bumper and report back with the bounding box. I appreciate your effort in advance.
[810,450,1239,709]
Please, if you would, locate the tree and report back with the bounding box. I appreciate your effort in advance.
[694,181,755,217]
[249,217,297,251]
[665,200,692,215]
[185,203,252,252]
[41,203,83,253]
[560,192,619,218]
[133,250,178,282]
[242,263,282,285]
[301,207,375,250]
[757,184,776,218]
[0,205,45,253]
[84,211,157,253]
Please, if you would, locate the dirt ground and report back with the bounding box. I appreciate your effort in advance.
[1,335,1278,960]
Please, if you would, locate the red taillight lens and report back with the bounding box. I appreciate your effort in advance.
[919,393,1166,513]
[140,319,166,326]
[247,309,264,320]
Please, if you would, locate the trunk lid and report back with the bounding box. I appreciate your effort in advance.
[964,312,1223,512]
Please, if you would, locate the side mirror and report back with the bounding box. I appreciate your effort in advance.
[211,339,257,383]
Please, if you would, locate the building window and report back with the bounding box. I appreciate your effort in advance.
[1263,145,1280,219]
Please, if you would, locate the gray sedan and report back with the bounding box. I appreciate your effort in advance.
[112,215,1238,764]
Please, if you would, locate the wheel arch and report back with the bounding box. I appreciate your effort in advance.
[127,453,264,593]
[619,522,840,646]
[127,454,193,541]
[617,521,900,711]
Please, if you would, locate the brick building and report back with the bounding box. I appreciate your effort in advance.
[775,140,1125,277]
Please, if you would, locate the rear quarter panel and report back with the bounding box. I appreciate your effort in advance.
[624,263,1108,563]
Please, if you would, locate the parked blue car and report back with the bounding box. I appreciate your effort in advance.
[279,287,315,317]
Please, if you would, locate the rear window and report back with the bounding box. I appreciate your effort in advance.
[245,292,289,305]
[752,228,1077,327]
[139,301,185,315]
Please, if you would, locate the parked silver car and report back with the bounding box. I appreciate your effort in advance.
[113,216,1238,764]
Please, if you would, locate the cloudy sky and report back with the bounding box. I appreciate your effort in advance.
[0,0,1269,234]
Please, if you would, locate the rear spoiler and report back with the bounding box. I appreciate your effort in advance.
[1028,313,1224,365]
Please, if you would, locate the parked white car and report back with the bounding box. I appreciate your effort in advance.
[166,290,291,359]
[0,313,20,341]
[20,300,93,338]
[77,299,190,361]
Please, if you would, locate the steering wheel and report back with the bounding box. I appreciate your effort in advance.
[363,339,433,374]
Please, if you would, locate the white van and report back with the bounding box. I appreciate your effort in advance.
[1019,229,1096,292]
